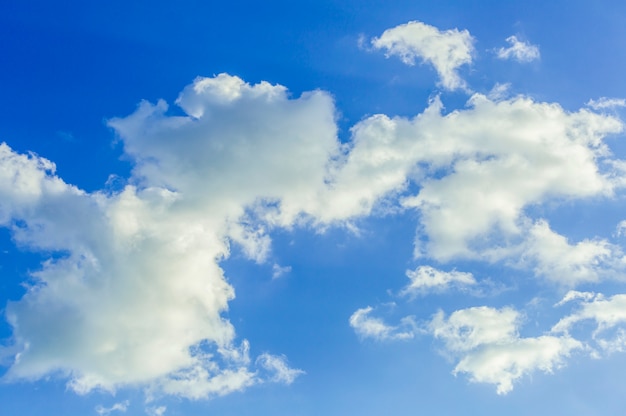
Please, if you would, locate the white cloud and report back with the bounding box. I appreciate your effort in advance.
[587,97,626,110]
[1,74,329,398]
[495,36,540,62]
[95,401,129,415]
[487,83,512,101]
[554,290,599,306]
[553,292,626,335]
[2,59,626,401]
[146,406,167,416]
[431,306,582,394]
[517,221,622,286]
[616,220,626,237]
[400,265,475,297]
[313,91,622,244]
[389,94,622,263]
[349,306,415,341]
[552,292,626,357]
[256,353,305,384]
[371,21,474,90]
[272,264,292,279]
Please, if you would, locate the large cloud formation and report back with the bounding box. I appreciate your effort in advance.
[0,75,329,398]
[2,20,626,399]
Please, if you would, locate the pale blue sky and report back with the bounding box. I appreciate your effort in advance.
[2,1,626,415]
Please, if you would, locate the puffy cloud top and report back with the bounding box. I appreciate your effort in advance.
[371,21,474,90]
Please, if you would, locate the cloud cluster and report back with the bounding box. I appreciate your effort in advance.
[2,18,626,401]
[349,21,626,395]
[430,306,581,394]
[1,74,324,398]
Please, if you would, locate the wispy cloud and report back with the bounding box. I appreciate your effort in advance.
[272,263,292,279]
[587,97,626,110]
[349,306,416,341]
[95,401,129,415]
[400,266,476,297]
[495,35,540,62]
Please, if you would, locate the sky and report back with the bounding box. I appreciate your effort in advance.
[2,1,626,415]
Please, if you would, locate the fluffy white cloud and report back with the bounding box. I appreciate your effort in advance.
[349,93,622,266]
[518,221,623,286]
[349,306,415,341]
[1,74,318,398]
[371,21,474,90]
[110,73,340,230]
[553,292,626,335]
[552,292,626,356]
[2,45,626,400]
[401,265,475,297]
[495,35,540,62]
[431,306,582,394]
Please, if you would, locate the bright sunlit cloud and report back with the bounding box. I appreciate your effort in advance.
[371,20,474,90]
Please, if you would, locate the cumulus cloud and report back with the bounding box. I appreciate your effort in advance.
[349,306,415,341]
[0,74,322,398]
[2,28,626,399]
[495,36,540,62]
[400,265,475,297]
[553,292,626,339]
[371,21,474,90]
[431,306,582,394]
[518,221,622,286]
[359,93,623,268]
[550,291,626,357]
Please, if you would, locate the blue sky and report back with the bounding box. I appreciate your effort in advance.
[2,1,626,415]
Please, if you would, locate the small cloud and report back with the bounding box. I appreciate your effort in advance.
[256,354,304,384]
[587,97,626,110]
[272,263,292,279]
[400,266,476,297]
[370,20,474,91]
[145,406,166,416]
[95,400,129,415]
[495,36,540,62]
[487,83,512,101]
[349,306,416,341]
[554,290,599,307]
